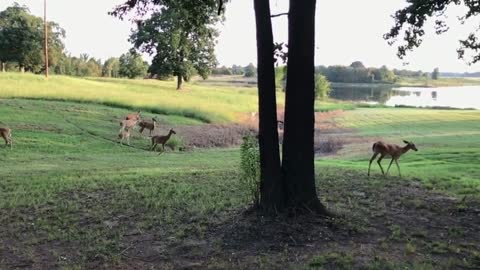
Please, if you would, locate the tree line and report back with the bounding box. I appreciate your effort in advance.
[0,4,148,78]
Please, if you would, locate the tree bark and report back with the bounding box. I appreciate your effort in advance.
[254,0,284,212]
[282,0,328,214]
[177,74,183,90]
[1,62,5,72]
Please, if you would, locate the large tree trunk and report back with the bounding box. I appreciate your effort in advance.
[254,0,284,212]
[1,62,5,72]
[282,0,328,214]
[177,74,183,90]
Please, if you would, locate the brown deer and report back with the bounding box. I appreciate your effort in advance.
[138,118,157,135]
[368,140,418,177]
[151,129,176,153]
[0,127,13,149]
[118,128,131,146]
[125,111,141,121]
[120,118,138,132]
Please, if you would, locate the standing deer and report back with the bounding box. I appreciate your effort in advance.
[151,129,176,153]
[138,118,157,135]
[0,127,13,149]
[125,111,141,121]
[120,118,138,132]
[368,140,418,177]
[118,128,131,145]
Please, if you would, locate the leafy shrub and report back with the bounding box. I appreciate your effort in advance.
[315,74,331,100]
[240,135,260,205]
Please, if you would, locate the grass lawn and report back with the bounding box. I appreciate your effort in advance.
[0,72,262,123]
[0,86,479,268]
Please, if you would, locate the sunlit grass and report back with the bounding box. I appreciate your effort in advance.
[316,108,480,196]
[0,72,262,123]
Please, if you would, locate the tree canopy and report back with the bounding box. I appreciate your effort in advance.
[119,51,149,78]
[112,0,221,89]
[385,0,480,64]
[0,3,65,72]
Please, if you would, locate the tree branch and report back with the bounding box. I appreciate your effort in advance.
[271,12,288,18]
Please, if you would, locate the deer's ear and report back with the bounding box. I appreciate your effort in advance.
[403,140,409,144]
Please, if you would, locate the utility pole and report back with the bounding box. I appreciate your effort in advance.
[44,0,48,78]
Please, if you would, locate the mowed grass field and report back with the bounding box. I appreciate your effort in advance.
[0,72,261,123]
[0,73,479,269]
[318,108,480,196]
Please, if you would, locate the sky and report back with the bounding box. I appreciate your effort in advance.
[1,0,480,72]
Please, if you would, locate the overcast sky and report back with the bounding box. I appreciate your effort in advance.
[2,0,479,72]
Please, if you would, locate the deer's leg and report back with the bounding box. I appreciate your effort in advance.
[386,158,395,175]
[377,154,386,175]
[151,143,157,151]
[395,159,402,177]
[368,153,379,176]
[140,127,144,134]
[127,136,130,146]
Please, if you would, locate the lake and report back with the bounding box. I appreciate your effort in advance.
[330,85,480,109]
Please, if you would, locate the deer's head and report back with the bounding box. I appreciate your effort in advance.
[170,129,176,135]
[403,140,418,151]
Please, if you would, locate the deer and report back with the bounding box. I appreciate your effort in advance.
[125,111,141,121]
[151,129,176,153]
[368,140,418,177]
[0,127,13,149]
[120,118,138,132]
[118,128,131,146]
[138,118,157,135]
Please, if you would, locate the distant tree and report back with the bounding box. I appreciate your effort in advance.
[119,51,148,79]
[0,4,65,73]
[244,63,256,77]
[385,0,480,64]
[373,65,396,83]
[112,0,219,89]
[350,61,366,69]
[212,65,232,75]
[315,74,331,100]
[103,57,121,78]
[432,67,440,80]
[231,64,244,75]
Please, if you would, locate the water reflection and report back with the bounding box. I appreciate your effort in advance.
[330,85,480,109]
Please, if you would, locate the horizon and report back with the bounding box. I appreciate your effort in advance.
[1,0,480,73]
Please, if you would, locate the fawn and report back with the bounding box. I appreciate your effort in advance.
[151,129,176,153]
[0,127,13,149]
[139,118,157,135]
[368,140,418,177]
[118,128,131,145]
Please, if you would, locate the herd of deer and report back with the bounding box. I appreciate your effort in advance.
[118,111,176,153]
[1,112,418,174]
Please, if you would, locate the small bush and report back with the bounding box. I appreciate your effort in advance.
[240,135,260,205]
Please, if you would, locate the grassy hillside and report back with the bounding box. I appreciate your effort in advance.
[0,72,263,123]
[1,99,479,268]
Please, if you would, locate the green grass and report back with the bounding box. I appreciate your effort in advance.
[316,108,480,196]
[0,72,263,123]
[0,98,479,268]
[397,76,480,87]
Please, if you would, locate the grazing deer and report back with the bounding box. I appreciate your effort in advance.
[120,118,138,131]
[368,140,418,177]
[0,127,13,149]
[151,129,176,153]
[125,111,141,121]
[138,118,157,135]
[118,128,131,145]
